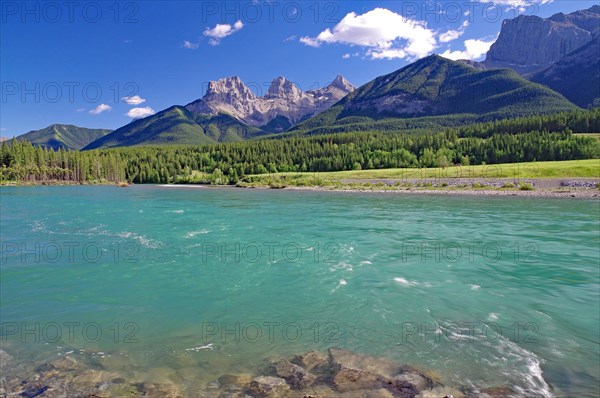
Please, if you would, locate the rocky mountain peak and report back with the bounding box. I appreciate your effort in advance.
[186,74,355,129]
[204,76,256,102]
[329,75,355,92]
[265,76,303,101]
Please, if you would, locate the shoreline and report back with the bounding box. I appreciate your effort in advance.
[2,180,599,198]
[277,185,600,198]
[0,347,541,398]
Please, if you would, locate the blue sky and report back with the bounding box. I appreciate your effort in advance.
[0,0,595,136]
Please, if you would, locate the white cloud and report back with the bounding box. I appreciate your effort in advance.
[489,0,553,10]
[183,40,199,49]
[342,53,350,59]
[203,20,244,45]
[299,8,437,60]
[126,107,155,119]
[122,95,146,105]
[76,108,85,112]
[299,36,321,47]
[89,104,112,115]
[440,38,496,61]
[368,48,407,60]
[439,21,469,44]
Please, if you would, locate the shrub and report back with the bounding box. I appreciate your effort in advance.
[520,183,535,191]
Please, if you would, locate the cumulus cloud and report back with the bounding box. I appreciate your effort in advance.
[440,38,496,61]
[89,104,112,115]
[183,40,199,49]
[126,107,155,119]
[299,8,437,60]
[439,21,469,44]
[203,20,244,45]
[122,95,146,105]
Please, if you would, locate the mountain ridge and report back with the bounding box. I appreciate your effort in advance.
[185,75,355,129]
[15,124,112,150]
[291,55,579,135]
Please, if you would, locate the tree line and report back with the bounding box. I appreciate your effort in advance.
[1,109,599,185]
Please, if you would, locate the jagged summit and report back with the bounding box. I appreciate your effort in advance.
[186,75,355,129]
[204,76,256,102]
[265,76,303,100]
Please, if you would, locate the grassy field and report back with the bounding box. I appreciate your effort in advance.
[239,159,600,189]
[264,159,600,180]
[575,133,600,141]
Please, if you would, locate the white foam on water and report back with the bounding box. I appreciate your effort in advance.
[360,260,373,265]
[331,278,348,293]
[117,231,163,249]
[499,336,554,398]
[184,343,214,352]
[329,261,353,272]
[394,277,419,287]
[470,284,481,291]
[186,230,209,238]
[31,220,46,232]
[168,209,185,214]
[487,312,499,321]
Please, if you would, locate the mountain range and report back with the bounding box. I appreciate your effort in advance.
[83,75,355,149]
[290,55,577,135]
[12,5,599,150]
[186,75,355,129]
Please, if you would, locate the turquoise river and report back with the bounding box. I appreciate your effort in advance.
[0,186,598,397]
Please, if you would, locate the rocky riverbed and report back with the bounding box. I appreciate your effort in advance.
[0,348,522,398]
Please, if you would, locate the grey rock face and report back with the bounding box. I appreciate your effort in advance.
[185,75,355,129]
[483,5,600,74]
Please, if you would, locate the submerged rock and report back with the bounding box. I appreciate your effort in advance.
[329,348,403,393]
[291,351,329,373]
[218,373,254,388]
[329,348,401,379]
[274,360,316,389]
[0,349,13,367]
[416,386,465,398]
[332,366,385,393]
[249,375,290,397]
[392,372,431,391]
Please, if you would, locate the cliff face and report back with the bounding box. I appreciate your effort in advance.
[483,5,600,74]
[531,35,600,108]
[185,76,355,128]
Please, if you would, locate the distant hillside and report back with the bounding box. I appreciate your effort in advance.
[531,36,600,109]
[292,55,578,135]
[83,106,266,150]
[16,124,111,150]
